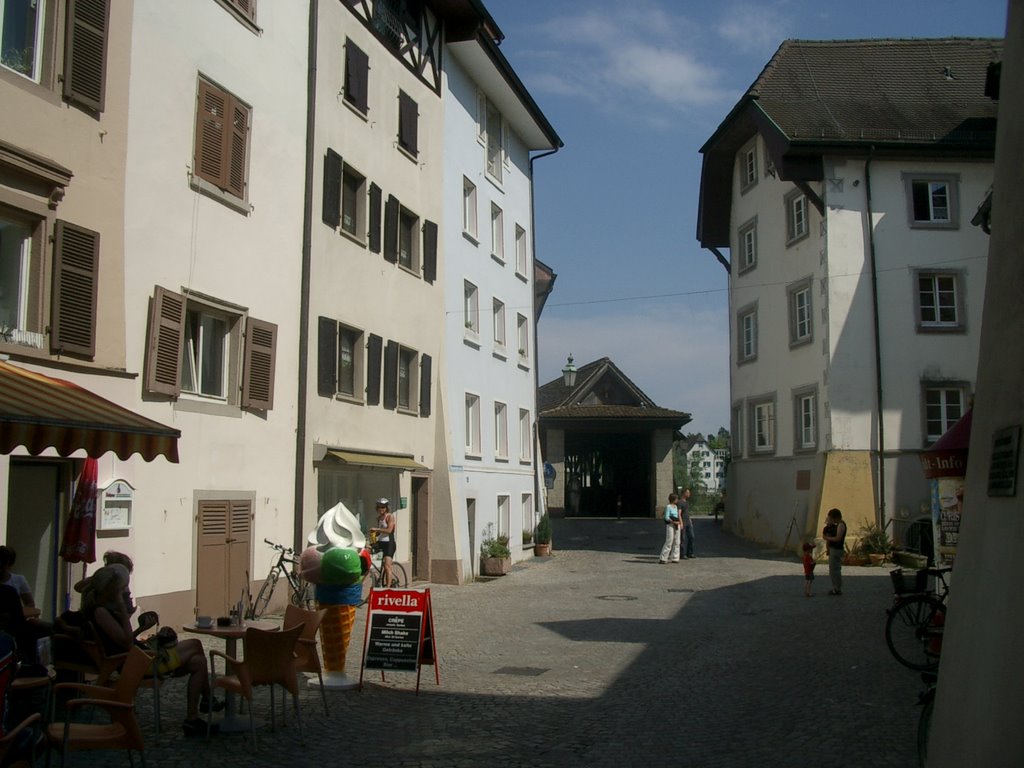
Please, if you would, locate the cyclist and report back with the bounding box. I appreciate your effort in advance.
[369,498,396,588]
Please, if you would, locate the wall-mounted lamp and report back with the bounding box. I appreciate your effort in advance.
[561,354,577,387]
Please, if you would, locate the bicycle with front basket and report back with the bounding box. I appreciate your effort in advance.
[884,564,951,671]
[247,539,314,618]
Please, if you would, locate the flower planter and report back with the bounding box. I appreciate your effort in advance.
[481,556,511,576]
[868,553,886,566]
[534,543,551,557]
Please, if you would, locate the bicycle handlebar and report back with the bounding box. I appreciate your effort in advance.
[264,538,296,555]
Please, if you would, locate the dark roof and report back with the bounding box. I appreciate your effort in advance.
[538,357,691,427]
[697,37,1003,248]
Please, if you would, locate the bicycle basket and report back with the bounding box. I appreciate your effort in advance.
[370,541,383,554]
[890,568,928,594]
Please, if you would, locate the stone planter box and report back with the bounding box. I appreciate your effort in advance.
[481,556,511,576]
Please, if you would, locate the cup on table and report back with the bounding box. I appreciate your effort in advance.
[196,615,214,628]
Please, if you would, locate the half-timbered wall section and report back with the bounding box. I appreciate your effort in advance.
[344,0,443,93]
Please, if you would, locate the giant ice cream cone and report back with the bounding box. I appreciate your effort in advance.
[320,602,355,672]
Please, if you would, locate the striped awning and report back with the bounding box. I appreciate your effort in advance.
[0,359,180,463]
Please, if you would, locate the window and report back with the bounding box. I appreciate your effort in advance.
[521,494,533,537]
[146,286,277,411]
[903,173,959,229]
[516,313,528,361]
[788,278,813,345]
[337,325,362,398]
[0,209,42,349]
[463,281,479,335]
[515,225,527,276]
[916,271,964,331]
[794,387,817,451]
[317,318,364,401]
[382,196,436,282]
[193,78,251,203]
[465,393,480,455]
[737,304,757,363]
[341,165,367,240]
[397,89,418,157]
[398,207,418,272]
[462,177,477,239]
[785,188,808,244]
[343,38,369,114]
[480,94,505,183]
[497,494,510,539]
[492,298,505,348]
[749,397,776,454]
[739,142,757,192]
[737,217,757,273]
[382,339,422,412]
[397,346,417,411]
[923,384,967,445]
[519,408,531,461]
[1,0,45,81]
[494,401,508,459]
[490,204,503,262]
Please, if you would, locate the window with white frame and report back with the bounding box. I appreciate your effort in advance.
[462,176,477,239]
[490,203,504,262]
[337,324,363,399]
[516,313,529,360]
[903,173,959,228]
[738,217,757,273]
[482,96,505,183]
[749,396,776,454]
[397,345,418,411]
[793,387,817,451]
[785,188,808,244]
[497,494,510,539]
[788,278,813,346]
[465,393,481,455]
[180,305,232,400]
[0,208,45,350]
[521,493,533,538]
[519,408,531,461]
[494,401,508,459]
[492,298,506,348]
[740,142,757,192]
[923,383,966,445]
[464,281,479,334]
[515,224,527,276]
[737,304,757,364]
[916,270,964,331]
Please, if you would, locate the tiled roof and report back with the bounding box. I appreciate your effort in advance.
[541,404,689,420]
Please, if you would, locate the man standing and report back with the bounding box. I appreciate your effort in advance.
[681,488,695,559]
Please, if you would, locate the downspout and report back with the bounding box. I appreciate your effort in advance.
[864,148,886,526]
[293,0,318,551]
[528,147,560,524]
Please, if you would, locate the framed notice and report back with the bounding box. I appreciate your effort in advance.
[360,588,439,693]
[988,426,1021,497]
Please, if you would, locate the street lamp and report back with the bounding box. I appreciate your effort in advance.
[561,354,577,387]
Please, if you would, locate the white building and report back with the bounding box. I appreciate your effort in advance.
[443,23,561,580]
[697,38,1000,550]
[682,437,727,493]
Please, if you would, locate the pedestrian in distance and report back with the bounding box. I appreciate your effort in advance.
[659,493,681,563]
[822,508,847,595]
[802,541,815,597]
[681,488,695,558]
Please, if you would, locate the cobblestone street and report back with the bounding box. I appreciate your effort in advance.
[51,517,920,767]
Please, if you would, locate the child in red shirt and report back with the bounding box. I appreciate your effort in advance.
[802,542,816,597]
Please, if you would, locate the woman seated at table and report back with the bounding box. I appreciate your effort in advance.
[0,546,37,613]
[80,564,219,736]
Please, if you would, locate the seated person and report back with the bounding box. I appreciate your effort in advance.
[0,546,36,613]
[0,584,48,667]
[79,564,219,736]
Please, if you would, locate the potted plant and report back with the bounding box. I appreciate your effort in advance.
[534,512,552,556]
[480,524,511,576]
[522,529,533,547]
[856,522,892,565]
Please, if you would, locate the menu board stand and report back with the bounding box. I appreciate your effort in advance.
[359,588,439,694]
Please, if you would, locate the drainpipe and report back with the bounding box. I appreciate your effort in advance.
[293,0,318,551]
[864,149,886,526]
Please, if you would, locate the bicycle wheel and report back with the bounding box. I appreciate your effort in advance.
[388,562,409,588]
[290,577,315,610]
[886,595,945,670]
[249,569,280,619]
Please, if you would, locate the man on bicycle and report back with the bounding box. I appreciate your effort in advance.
[370,498,397,588]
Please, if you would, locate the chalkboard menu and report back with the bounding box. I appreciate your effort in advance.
[359,588,439,692]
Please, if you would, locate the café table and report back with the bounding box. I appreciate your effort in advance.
[185,619,277,732]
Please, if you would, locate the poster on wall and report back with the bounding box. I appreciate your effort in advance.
[931,477,964,564]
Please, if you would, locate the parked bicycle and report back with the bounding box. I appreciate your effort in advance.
[247,538,314,618]
[885,565,951,671]
[359,538,409,605]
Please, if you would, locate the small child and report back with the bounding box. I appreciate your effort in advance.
[802,542,815,597]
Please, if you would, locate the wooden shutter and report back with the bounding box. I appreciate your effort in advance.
[422,220,437,284]
[345,40,369,113]
[368,183,382,253]
[144,286,186,397]
[383,340,399,410]
[232,0,257,23]
[317,316,337,397]
[383,195,399,263]
[195,80,249,198]
[398,91,418,156]
[419,353,432,417]
[63,0,110,112]
[241,317,277,410]
[366,334,382,405]
[226,99,250,199]
[50,221,99,358]
[323,149,342,227]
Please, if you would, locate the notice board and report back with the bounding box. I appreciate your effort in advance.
[359,588,439,692]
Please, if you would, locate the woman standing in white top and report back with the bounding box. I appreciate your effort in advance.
[370,498,397,587]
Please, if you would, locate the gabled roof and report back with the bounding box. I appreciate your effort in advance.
[697,37,1003,248]
[538,357,691,426]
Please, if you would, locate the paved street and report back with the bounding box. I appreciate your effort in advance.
[49,517,921,767]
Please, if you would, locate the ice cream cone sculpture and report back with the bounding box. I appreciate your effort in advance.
[320,602,356,671]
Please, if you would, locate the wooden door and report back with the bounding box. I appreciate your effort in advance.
[196,499,251,616]
[412,476,429,581]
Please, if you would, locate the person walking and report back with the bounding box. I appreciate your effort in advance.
[659,493,681,563]
[681,488,695,559]
[822,508,847,595]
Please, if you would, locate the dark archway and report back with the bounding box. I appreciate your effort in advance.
[565,432,650,517]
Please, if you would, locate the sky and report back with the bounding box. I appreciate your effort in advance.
[481,0,1009,437]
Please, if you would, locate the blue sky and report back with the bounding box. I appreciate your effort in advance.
[482,0,1009,436]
